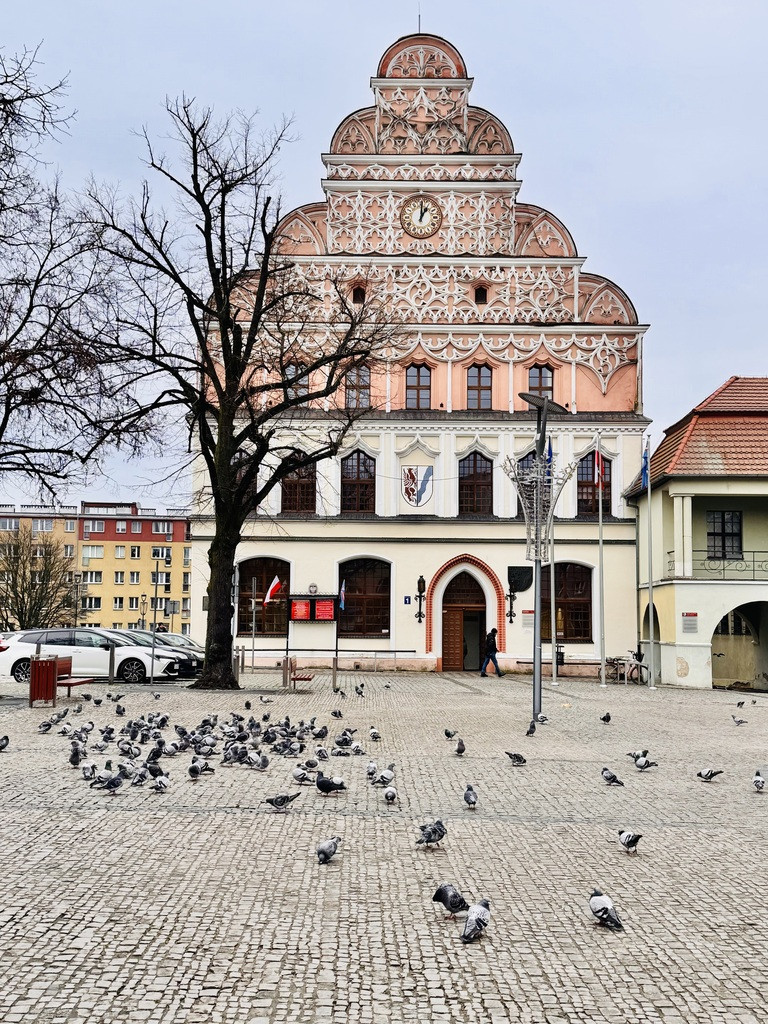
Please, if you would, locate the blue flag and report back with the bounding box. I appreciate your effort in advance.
[339,579,345,612]
[546,437,553,480]
[641,443,650,490]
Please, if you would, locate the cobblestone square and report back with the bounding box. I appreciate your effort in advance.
[0,671,765,1023]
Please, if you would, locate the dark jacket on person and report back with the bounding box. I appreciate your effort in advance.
[484,632,498,656]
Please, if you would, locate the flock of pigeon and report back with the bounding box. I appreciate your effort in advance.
[2,682,764,944]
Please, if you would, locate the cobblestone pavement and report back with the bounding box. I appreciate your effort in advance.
[0,669,766,1024]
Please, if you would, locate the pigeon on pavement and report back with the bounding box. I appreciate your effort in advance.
[634,756,658,771]
[602,768,625,786]
[600,712,611,725]
[0,735,9,752]
[417,820,447,850]
[697,769,724,782]
[316,836,342,864]
[505,752,526,766]
[618,829,642,854]
[753,770,764,792]
[315,770,346,796]
[383,785,398,805]
[526,720,536,737]
[732,715,747,726]
[588,888,623,929]
[456,738,465,757]
[461,899,491,943]
[432,883,470,919]
[444,729,457,740]
[626,750,648,760]
[263,792,300,812]
[463,784,477,810]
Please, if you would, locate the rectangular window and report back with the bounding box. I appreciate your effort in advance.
[129,571,141,584]
[345,365,371,410]
[150,571,171,585]
[114,571,125,584]
[81,545,104,559]
[130,546,141,559]
[82,571,102,584]
[115,545,126,559]
[152,521,172,534]
[64,520,76,533]
[83,519,105,533]
[115,520,127,533]
[64,544,75,558]
[181,623,190,636]
[281,464,317,514]
[112,622,123,630]
[466,365,492,411]
[82,596,102,610]
[182,572,191,591]
[284,363,309,400]
[128,596,139,610]
[32,518,53,533]
[113,597,124,610]
[405,365,431,410]
[528,366,554,403]
[131,521,142,533]
[32,545,46,559]
[707,511,742,559]
[0,517,20,531]
[151,546,172,560]
[183,546,191,566]
[182,597,191,615]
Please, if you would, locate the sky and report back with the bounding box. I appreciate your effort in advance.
[4,0,767,506]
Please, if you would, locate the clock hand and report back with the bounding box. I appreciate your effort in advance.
[418,201,427,223]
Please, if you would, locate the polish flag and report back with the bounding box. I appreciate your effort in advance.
[594,448,606,490]
[263,575,282,604]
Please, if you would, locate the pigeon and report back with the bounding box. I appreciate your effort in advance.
[38,722,53,734]
[463,784,477,810]
[366,760,377,780]
[150,774,171,793]
[626,750,649,760]
[417,820,447,850]
[634,756,658,771]
[461,899,491,942]
[732,715,747,726]
[259,696,274,704]
[444,729,457,740]
[526,720,536,737]
[0,735,8,752]
[751,698,757,705]
[432,883,470,919]
[315,771,346,796]
[456,738,465,757]
[602,767,624,787]
[372,763,396,787]
[736,700,745,708]
[264,792,300,812]
[152,692,161,700]
[331,710,343,719]
[588,888,623,930]
[316,836,342,864]
[383,785,398,805]
[600,712,611,725]
[103,774,125,797]
[292,765,313,785]
[369,726,381,742]
[697,769,724,783]
[537,714,549,724]
[618,829,642,854]
[355,685,364,697]
[244,700,251,710]
[505,752,526,766]
[753,770,764,793]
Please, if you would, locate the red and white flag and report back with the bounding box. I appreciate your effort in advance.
[594,446,606,490]
[263,575,282,604]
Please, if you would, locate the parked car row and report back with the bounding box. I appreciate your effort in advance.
[0,627,205,684]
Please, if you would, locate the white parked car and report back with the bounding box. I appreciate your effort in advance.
[0,627,180,684]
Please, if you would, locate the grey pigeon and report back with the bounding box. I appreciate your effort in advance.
[618,829,642,854]
[432,883,470,919]
[736,700,745,708]
[588,888,623,929]
[0,735,9,752]
[753,770,764,793]
[264,792,300,812]
[461,899,491,942]
[505,752,526,766]
[316,770,346,796]
[537,714,549,724]
[316,836,342,864]
[697,769,724,782]
[417,820,446,850]
[369,726,381,742]
[456,738,465,757]
[366,759,377,780]
[626,749,648,760]
[444,729,457,740]
[372,763,396,787]
[732,715,747,726]
[602,767,624,786]
[634,756,658,771]
[383,785,398,805]
[463,784,477,810]
[600,712,611,725]
[526,720,536,737]
[150,774,170,793]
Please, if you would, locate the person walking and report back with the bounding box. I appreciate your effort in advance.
[480,628,503,677]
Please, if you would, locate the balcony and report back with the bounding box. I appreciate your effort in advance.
[667,549,768,581]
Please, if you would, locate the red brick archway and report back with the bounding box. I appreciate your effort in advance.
[425,554,506,661]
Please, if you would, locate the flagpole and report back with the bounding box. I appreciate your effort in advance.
[597,435,607,688]
[547,438,558,687]
[645,437,657,689]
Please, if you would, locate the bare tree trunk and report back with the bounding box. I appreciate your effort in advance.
[190,516,241,689]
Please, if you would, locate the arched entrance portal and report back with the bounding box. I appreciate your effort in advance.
[442,572,486,671]
[710,603,768,691]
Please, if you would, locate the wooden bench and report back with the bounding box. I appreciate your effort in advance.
[29,656,94,707]
[288,656,315,687]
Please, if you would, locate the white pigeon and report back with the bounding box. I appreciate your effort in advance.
[461,899,491,943]
[753,770,764,793]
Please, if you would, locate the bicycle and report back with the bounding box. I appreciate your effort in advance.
[625,649,649,685]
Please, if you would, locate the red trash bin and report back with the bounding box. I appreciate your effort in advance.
[29,657,58,708]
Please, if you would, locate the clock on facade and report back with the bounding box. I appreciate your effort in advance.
[400,195,442,238]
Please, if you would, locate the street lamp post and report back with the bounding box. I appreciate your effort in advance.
[504,394,574,720]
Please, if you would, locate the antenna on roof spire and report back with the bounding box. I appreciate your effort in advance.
[418,3,421,32]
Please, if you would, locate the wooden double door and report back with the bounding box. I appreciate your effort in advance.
[442,572,486,671]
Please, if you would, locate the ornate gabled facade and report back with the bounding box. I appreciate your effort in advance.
[191,33,649,674]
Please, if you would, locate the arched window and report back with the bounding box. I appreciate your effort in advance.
[527,365,553,402]
[281,463,316,513]
[458,452,493,515]
[541,563,592,642]
[338,558,390,636]
[352,286,366,304]
[577,452,611,516]
[406,364,431,409]
[467,364,492,410]
[474,285,488,305]
[341,451,376,514]
[237,557,290,636]
[345,365,371,410]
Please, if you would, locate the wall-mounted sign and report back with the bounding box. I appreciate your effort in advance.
[522,609,535,630]
[681,612,698,634]
[404,596,411,605]
[289,596,338,622]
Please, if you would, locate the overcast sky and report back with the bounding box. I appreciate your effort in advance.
[4,0,766,506]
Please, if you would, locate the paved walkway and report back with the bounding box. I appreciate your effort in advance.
[0,670,765,1024]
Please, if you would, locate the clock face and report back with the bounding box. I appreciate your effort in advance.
[400,195,442,238]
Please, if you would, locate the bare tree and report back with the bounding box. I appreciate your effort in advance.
[0,46,144,491]
[88,99,401,689]
[0,523,85,629]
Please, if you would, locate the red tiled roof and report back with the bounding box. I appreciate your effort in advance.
[626,377,768,495]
